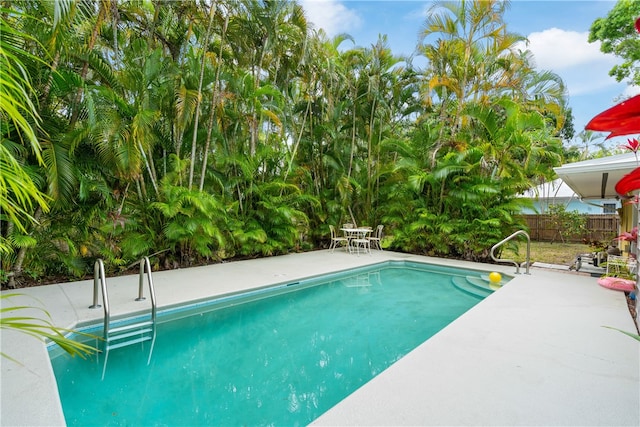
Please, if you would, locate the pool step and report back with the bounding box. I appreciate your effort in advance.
[478,274,505,289]
[451,275,500,299]
[106,321,154,351]
[101,317,156,380]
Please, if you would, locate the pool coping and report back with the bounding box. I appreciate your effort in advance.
[1,250,639,426]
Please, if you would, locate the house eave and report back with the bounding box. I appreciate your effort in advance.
[554,152,638,199]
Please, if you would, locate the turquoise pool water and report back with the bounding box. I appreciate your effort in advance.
[50,261,499,426]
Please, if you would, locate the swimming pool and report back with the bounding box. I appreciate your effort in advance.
[49,261,505,426]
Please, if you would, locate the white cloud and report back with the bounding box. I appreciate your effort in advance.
[514,28,623,98]
[300,0,362,37]
[522,28,614,71]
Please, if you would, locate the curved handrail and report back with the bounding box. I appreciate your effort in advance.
[89,258,157,379]
[138,256,157,325]
[89,259,110,339]
[491,230,531,274]
[89,259,104,309]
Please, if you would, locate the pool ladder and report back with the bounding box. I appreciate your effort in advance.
[90,257,157,379]
[490,230,531,274]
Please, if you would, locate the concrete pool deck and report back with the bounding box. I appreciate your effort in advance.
[1,250,638,426]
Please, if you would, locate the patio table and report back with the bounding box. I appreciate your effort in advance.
[341,227,372,255]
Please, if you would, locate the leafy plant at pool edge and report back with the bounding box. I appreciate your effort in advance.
[1,294,97,364]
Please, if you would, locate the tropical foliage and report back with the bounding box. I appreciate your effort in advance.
[589,0,640,87]
[547,204,587,244]
[1,0,577,287]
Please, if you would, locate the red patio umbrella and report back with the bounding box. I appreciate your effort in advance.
[585,94,640,139]
[615,166,640,197]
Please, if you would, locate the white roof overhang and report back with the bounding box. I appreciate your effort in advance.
[554,152,639,199]
[520,178,577,199]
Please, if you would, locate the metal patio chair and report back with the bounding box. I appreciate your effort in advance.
[329,225,349,253]
[367,225,384,251]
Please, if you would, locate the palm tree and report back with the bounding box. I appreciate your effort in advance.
[188,1,217,190]
[420,0,514,109]
[199,5,230,191]
[0,5,95,358]
[575,129,607,159]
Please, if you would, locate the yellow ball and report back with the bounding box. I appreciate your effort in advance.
[488,272,502,284]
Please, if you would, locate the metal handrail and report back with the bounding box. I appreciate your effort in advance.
[89,259,103,308]
[89,257,157,339]
[491,230,531,274]
[90,257,158,379]
[90,259,110,340]
[138,256,157,325]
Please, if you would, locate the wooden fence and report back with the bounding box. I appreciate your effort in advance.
[519,214,620,243]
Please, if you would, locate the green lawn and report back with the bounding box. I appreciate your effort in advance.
[500,241,593,266]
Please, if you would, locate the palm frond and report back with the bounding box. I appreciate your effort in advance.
[1,294,97,360]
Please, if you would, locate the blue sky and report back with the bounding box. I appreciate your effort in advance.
[299,0,640,147]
